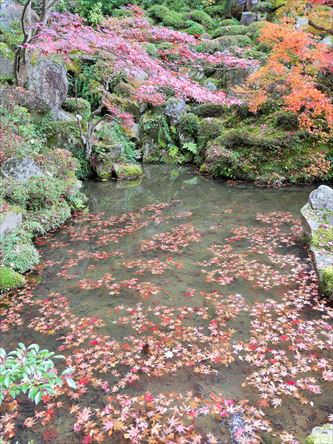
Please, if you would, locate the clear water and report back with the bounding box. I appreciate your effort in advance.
[1,165,332,444]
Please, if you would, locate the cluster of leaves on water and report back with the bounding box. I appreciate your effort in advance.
[0,201,332,443]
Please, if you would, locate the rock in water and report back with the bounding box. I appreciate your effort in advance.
[301,185,333,300]
[309,185,333,212]
[1,157,44,181]
[27,59,69,120]
[306,424,333,444]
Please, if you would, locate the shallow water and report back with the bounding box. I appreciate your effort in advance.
[1,165,332,444]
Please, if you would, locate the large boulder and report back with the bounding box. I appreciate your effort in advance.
[0,0,37,31]
[301,185,333,300]
[27,59,69,120]
[1,157,44,181]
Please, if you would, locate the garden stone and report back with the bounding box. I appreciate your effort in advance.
[306,423,333,444]
[301,185,333,300]
[309,185,333,212]
[0,0,37,31]
[27,59,70,120]
[1,157,44,181]
[164,98,187,124]
[240,11,257,25]
[0,211,22,237]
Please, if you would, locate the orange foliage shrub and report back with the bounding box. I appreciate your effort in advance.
[236,21,333,139]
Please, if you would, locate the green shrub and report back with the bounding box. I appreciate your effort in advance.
[148,5,183,28]
[184,21,205,35]
[0,267,25,293]
[2,229,40,273]
[183,10,215,29]
[212,25,250,38]
[219,18,240,26]
[63,97,91,120]
[212,35,252,49]
[0,343,76,405]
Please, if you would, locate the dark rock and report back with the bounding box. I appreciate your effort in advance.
[164,98,187,125]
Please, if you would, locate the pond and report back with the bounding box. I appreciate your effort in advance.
[1,165,332,444]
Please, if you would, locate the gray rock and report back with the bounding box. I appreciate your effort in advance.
[309,185,333,212]
[306,423,333,444]
[301,185,333,300]
[1,157,44,181]
[296,17,308,30]
[0,0,38,31]
[27,59,69,120]
[0,211,22,237]
[164,98,187,124]
[321,36,333,47]
[240,11,257,25]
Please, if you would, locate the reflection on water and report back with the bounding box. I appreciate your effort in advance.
[1,165,332,444]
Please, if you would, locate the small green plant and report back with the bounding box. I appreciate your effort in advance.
[0,343,76,405]
[183,142,199,155]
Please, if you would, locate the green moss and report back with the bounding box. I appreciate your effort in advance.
[178,113,200,138]
[148,5,183,28]
[212,25,250,38]
[211,35,252,50]
[311,225,333,252]
[63,97,91,120]
[0,267,25,293]
[0,42,14,59]
[306,424,333,444]
[184,21,205,35]
[220,19,240,26]
[113,163,143,180]
[198,118,224,148]
[322,267,333,298]
[183,10,215,29]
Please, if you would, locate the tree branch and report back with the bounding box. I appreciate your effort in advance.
[308,19,333,36]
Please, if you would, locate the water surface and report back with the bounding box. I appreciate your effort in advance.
[1,165,332,444]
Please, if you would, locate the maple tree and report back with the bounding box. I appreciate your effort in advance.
[23,5,255,158]
[237,20,333,138]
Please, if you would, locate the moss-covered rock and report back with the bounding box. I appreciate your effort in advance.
[306,423,333,444]
[0,267,25,293]
[95,158,114,181]
[113,163,143,180]
[193,104,225,118]
[178,113,200,139]
[198,117,224,149]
